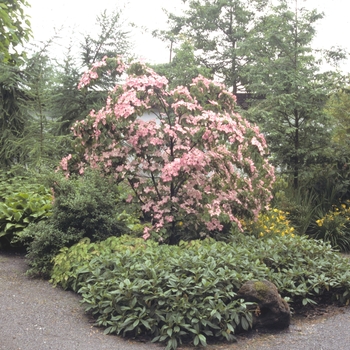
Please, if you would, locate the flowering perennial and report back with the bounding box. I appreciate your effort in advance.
[60,57,275,243]
[243,208,295,238]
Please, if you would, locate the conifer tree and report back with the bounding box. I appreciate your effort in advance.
[243,0,347,187]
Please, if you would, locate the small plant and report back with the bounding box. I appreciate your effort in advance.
[308,201,350,252]
[243,207,296,238]
[52,236,257,349]
[24,170,145,277]
[0,182,53,247]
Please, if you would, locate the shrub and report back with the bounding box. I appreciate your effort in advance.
[52,236,257,349]
[25,221,82,277]
[60,56,275,244]
[49,171,134,241]
[0,177,53,248]
[51,234,350,349]
[24,170,144,277]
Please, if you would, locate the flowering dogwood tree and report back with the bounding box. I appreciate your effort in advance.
[60,56,275,244]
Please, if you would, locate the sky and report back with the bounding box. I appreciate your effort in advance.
[27,0,182,64]
[26,0,350,71]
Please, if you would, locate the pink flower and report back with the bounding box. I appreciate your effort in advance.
[64,56,275,242]
[142,232,150,240]
[142,227,151,240]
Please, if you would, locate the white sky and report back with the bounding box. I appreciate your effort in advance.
[27,0,350,71]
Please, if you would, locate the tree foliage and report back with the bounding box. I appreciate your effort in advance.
[152,41,212,89]
[51,8,132,135]
[80,8,132,68]
[0,0,32,64]
[0,45,69,170]
[243,0,346,188]
[0,61,26,167]
[0,6,133,171]
[163,0,269,93]
[326,88,350,145]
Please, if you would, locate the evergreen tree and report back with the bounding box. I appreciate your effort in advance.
[0,46,68,170]
[163,0,269,93]
[51,8,132,135]
[243,0,347,188]
[0,61,27,167]
[151,41,212,89]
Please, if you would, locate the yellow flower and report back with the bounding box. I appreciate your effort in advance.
[316,219,323,227]
[259,232,264,237]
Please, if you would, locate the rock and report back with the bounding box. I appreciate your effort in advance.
[237,280,291,329]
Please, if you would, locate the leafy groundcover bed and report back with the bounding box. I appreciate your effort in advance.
[50,234,350,350]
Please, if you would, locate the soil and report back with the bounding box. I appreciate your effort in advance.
[1,251,350,350]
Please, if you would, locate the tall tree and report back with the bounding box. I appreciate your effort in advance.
[0,0,32,64]
[151,41,212,89]
[0,0,32,167]
[0,45,68,170]
[80,8,132,68]
[163,0,269,93]
[51,8,132,135]
[243,0,347,188]
[0,60,27,167]
[325,88,350,146]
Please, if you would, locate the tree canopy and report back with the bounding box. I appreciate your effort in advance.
[241,1,347,187]
[163,0,269,93]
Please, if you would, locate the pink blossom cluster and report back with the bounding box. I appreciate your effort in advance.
[61,56,275,242]
[77,56,108,89]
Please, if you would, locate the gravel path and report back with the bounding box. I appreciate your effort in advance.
[0,252,161,350]
[1,252,350,350]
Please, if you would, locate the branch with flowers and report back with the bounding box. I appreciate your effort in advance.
[59,56,275,244]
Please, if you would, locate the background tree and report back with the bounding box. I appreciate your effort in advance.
[242,0,347,188]
[0,60,27,168]
[0,0,32,168]
[0,0,32,64]
[0,44,68,170]
[151,41,212,89]
[51,8,133,135]
[163,0,269,93]
[325,88,350,146]
[0,6,133,171]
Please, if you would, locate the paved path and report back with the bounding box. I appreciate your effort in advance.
[1,252,350,350]
[0,253,161,350]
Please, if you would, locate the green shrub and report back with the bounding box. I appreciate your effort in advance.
[50,172,130,241]
[25,221,82,277]
[51,234,350,349]
[0,179,53,247]
[24,171,144,277]
[52,236,256,349]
